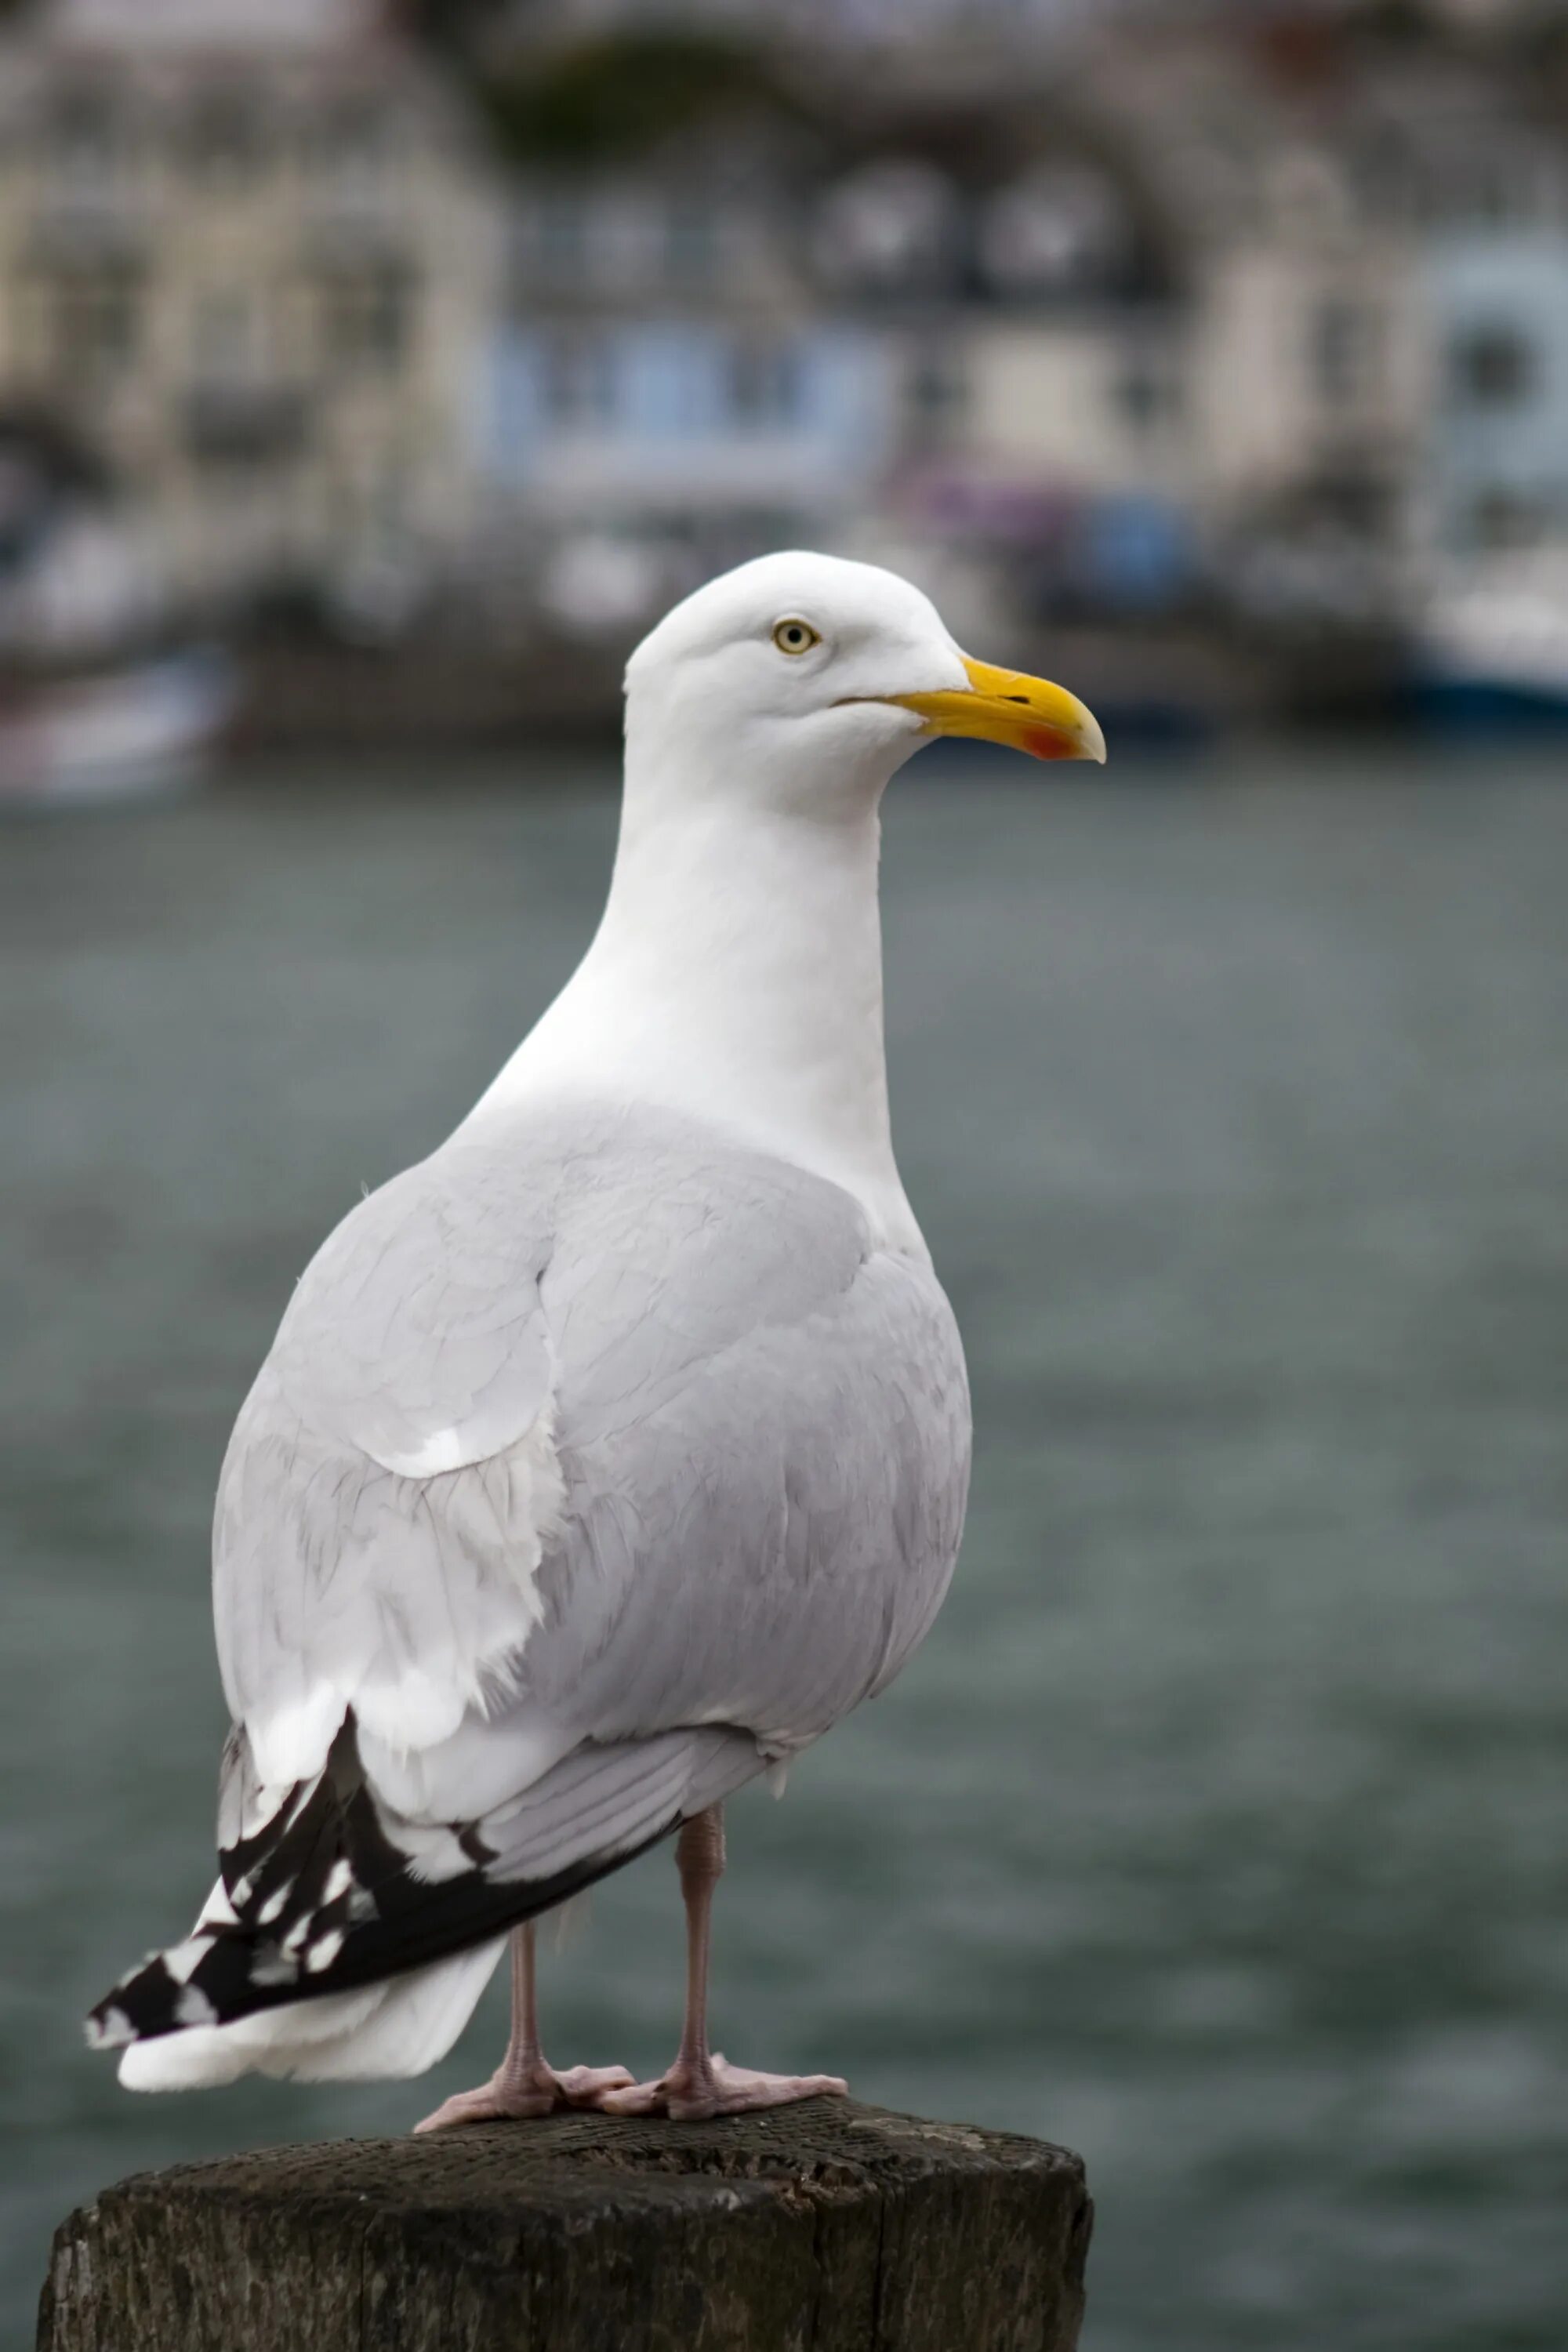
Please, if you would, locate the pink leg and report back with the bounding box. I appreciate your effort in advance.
[599,1805,848,2122]
[414,1921,633,2132]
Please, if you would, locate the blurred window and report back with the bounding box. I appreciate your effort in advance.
[1470,487,1541,549]
[1310,298,1380,405]
[1115,349,1182,435]
[980,168,1132,299]
[905,350,966,430]
[43,264,140,381]
[1450,325,1535,410]
[543,332,615,426]
[535,194,587,285]
[726,337,797,426]
[317,107,395,214]
[1274,147,1349,238]
[1463,156,1541,230]
[665,197,719,287]
[183,386,308,466]
[319,267,412,376]
[192,289,260,384]
[47,93,124,208]
[815,162,957,297]
[183,96,266,188]
[1302,472,1388,535]
[1352,144,1420,232]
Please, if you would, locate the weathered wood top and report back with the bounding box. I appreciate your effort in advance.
[39,2098,1091,2352]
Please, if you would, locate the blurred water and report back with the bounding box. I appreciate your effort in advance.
[2,741,1567,2352]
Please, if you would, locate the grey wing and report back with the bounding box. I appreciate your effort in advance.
[192,1102,967,2020]
[529,1217,971,1755]
[213,1136,564,1786]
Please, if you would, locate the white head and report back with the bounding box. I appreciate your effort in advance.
[623,550,1105,818]
[492,552,1103,1225]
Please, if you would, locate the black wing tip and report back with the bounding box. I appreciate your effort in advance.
[87,1711,683,2049]
[85,1999,135,2052]
[85,1937,229,2048]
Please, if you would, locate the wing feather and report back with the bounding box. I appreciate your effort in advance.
[215,1101,967,1804]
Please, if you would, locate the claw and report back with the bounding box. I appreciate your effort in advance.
[597,2053,848,2122]
[415,2060,634,2132]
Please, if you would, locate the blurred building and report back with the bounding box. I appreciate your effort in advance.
[1192,157,1420,587]
[1428,230,1568,557]
[492,0,1094,46]
[474,17,1530,649]
[1409,108,1568,557]
[0,0,502,632]
[837,132,1196,625]
[4,0,1566,714]
[1064,27,1429,632]
[476,71,1207,643]
[482,128,897,630]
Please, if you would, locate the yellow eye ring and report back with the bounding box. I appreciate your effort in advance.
[771,617,821,656]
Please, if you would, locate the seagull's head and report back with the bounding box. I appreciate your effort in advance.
[623,550,1105,814]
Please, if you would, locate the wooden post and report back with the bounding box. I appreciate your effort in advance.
[38,2099,1091,2352]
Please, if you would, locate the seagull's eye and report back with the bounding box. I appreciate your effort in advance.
[771,618,821,656]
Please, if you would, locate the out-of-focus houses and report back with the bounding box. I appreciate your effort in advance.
[482,136,896,631]
[481,0,1568,629]
[1406,103,1568,557]
[5,0,1568,726]
[810,125,1196,630]
[488,0,1087,47]
[472,13,1547,662]
[0,0,499,638]
[475,62,1205,649]
[1068,26,1433,633]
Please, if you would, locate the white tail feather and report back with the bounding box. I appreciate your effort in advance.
[118,1936,506,2090]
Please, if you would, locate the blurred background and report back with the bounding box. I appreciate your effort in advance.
[4,0,1568,754]
[3,2,1568,2349]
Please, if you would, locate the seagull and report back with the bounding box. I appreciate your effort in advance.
[87,553,1104,2124]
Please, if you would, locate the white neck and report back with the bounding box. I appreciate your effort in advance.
[470,732,921,1252]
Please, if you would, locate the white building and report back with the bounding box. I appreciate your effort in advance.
[0,0,502,619]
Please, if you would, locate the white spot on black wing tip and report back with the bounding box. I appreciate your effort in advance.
[175,1984,219,2028]
[161,1937,212,1986]
[197,1884,238,1930]
[305,1929,345,1975]
[249,1950,300,1989]
[85,2004,133,2051]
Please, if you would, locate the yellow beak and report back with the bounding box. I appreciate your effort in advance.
[886,655,1106,764]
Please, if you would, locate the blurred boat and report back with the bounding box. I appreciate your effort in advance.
[0,648,238,809]
[1413,550,1568,723]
